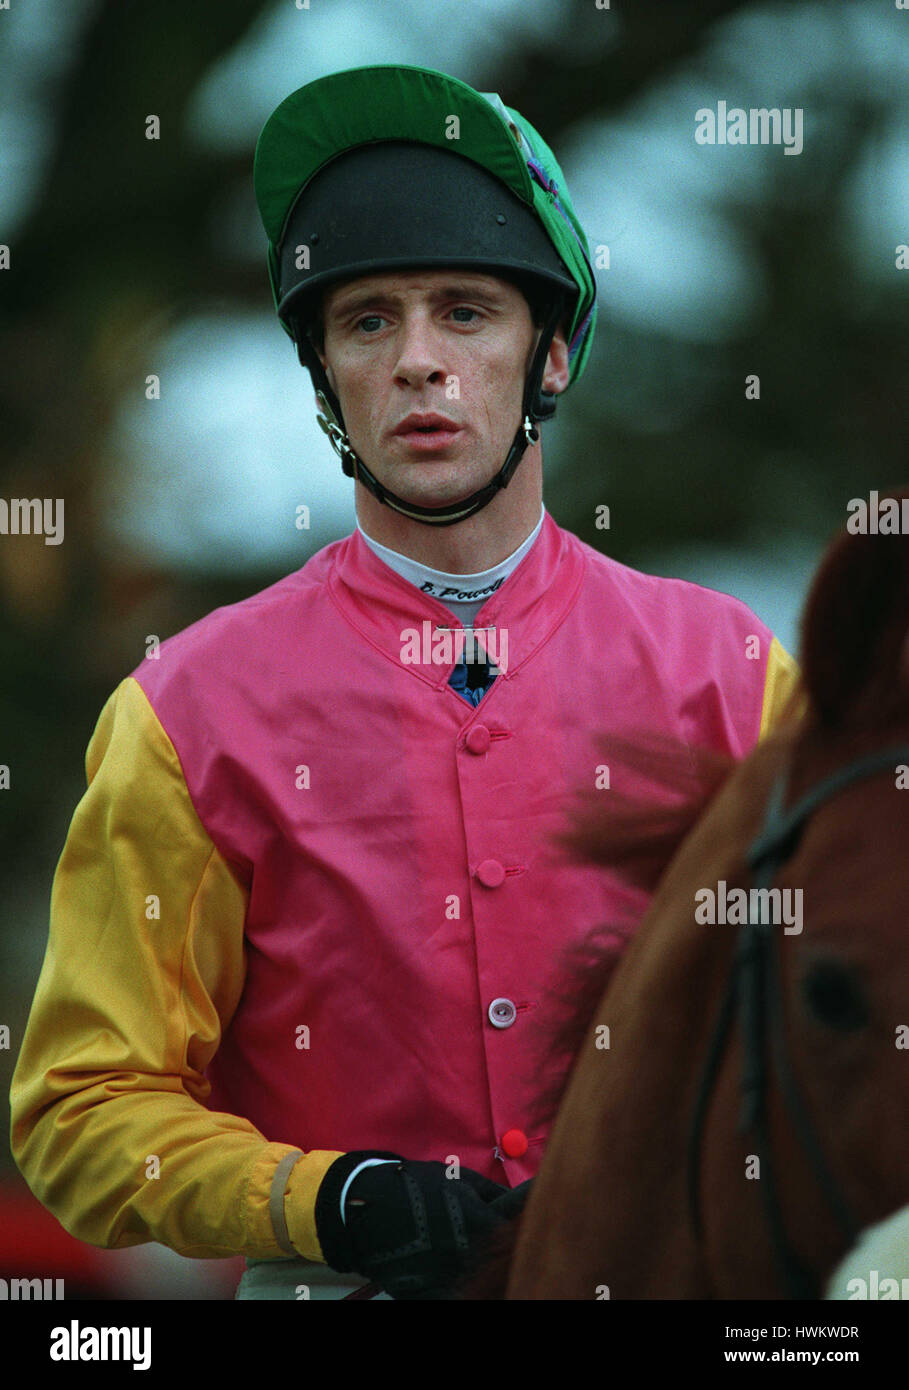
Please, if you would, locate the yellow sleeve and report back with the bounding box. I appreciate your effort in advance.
[759,635,809,740]
[9,676,342,1262]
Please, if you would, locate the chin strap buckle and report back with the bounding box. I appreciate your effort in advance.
[522,415,540,446]
[316,391,357,464]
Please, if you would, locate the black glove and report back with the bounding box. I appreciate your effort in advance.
[314,1150,530,1299]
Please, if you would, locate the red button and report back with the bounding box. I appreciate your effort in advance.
[501,1129,528,1158]
[476,859,505,887]
[466,725,491,754]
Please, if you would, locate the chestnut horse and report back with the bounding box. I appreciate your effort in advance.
[468,486,909,1299]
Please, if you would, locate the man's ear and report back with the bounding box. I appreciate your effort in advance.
[542,325,570,396]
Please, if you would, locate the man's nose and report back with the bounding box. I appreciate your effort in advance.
[392,314,448,387]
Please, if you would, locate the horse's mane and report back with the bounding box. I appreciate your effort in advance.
[521,730,741,1137]
[463,484,909,1298]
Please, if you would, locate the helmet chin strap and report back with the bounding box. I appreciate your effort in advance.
[298,297,565,527]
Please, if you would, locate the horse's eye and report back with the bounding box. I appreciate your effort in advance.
[801,960,869,1031]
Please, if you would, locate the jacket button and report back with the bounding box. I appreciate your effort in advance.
[488,997,517,1028]
[476,858,505,887]
[501,1128,528,1158]
[465,725,491,754]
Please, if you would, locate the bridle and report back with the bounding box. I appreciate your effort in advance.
[687,739,909,1299]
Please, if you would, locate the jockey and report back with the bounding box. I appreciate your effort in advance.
[10,65,803,1301]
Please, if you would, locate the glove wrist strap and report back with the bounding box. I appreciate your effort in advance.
[314,1150,403,1271]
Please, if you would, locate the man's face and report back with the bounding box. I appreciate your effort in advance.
[316,269,567,507]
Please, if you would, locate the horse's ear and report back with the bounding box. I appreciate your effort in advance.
[799,486,909,728]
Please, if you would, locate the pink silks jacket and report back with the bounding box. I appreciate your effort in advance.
[10,511,801,1264]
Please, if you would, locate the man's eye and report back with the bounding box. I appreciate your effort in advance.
[352,308,479,331]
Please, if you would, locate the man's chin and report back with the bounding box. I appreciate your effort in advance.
[360,461,493,508]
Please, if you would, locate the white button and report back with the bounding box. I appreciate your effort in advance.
[488,997,517,1028]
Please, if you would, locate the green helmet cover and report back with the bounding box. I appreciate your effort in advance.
[254,63,597,387]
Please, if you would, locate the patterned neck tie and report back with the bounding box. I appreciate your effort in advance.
[448,650,496,706]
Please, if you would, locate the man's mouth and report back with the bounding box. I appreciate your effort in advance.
[392,414,463,450]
